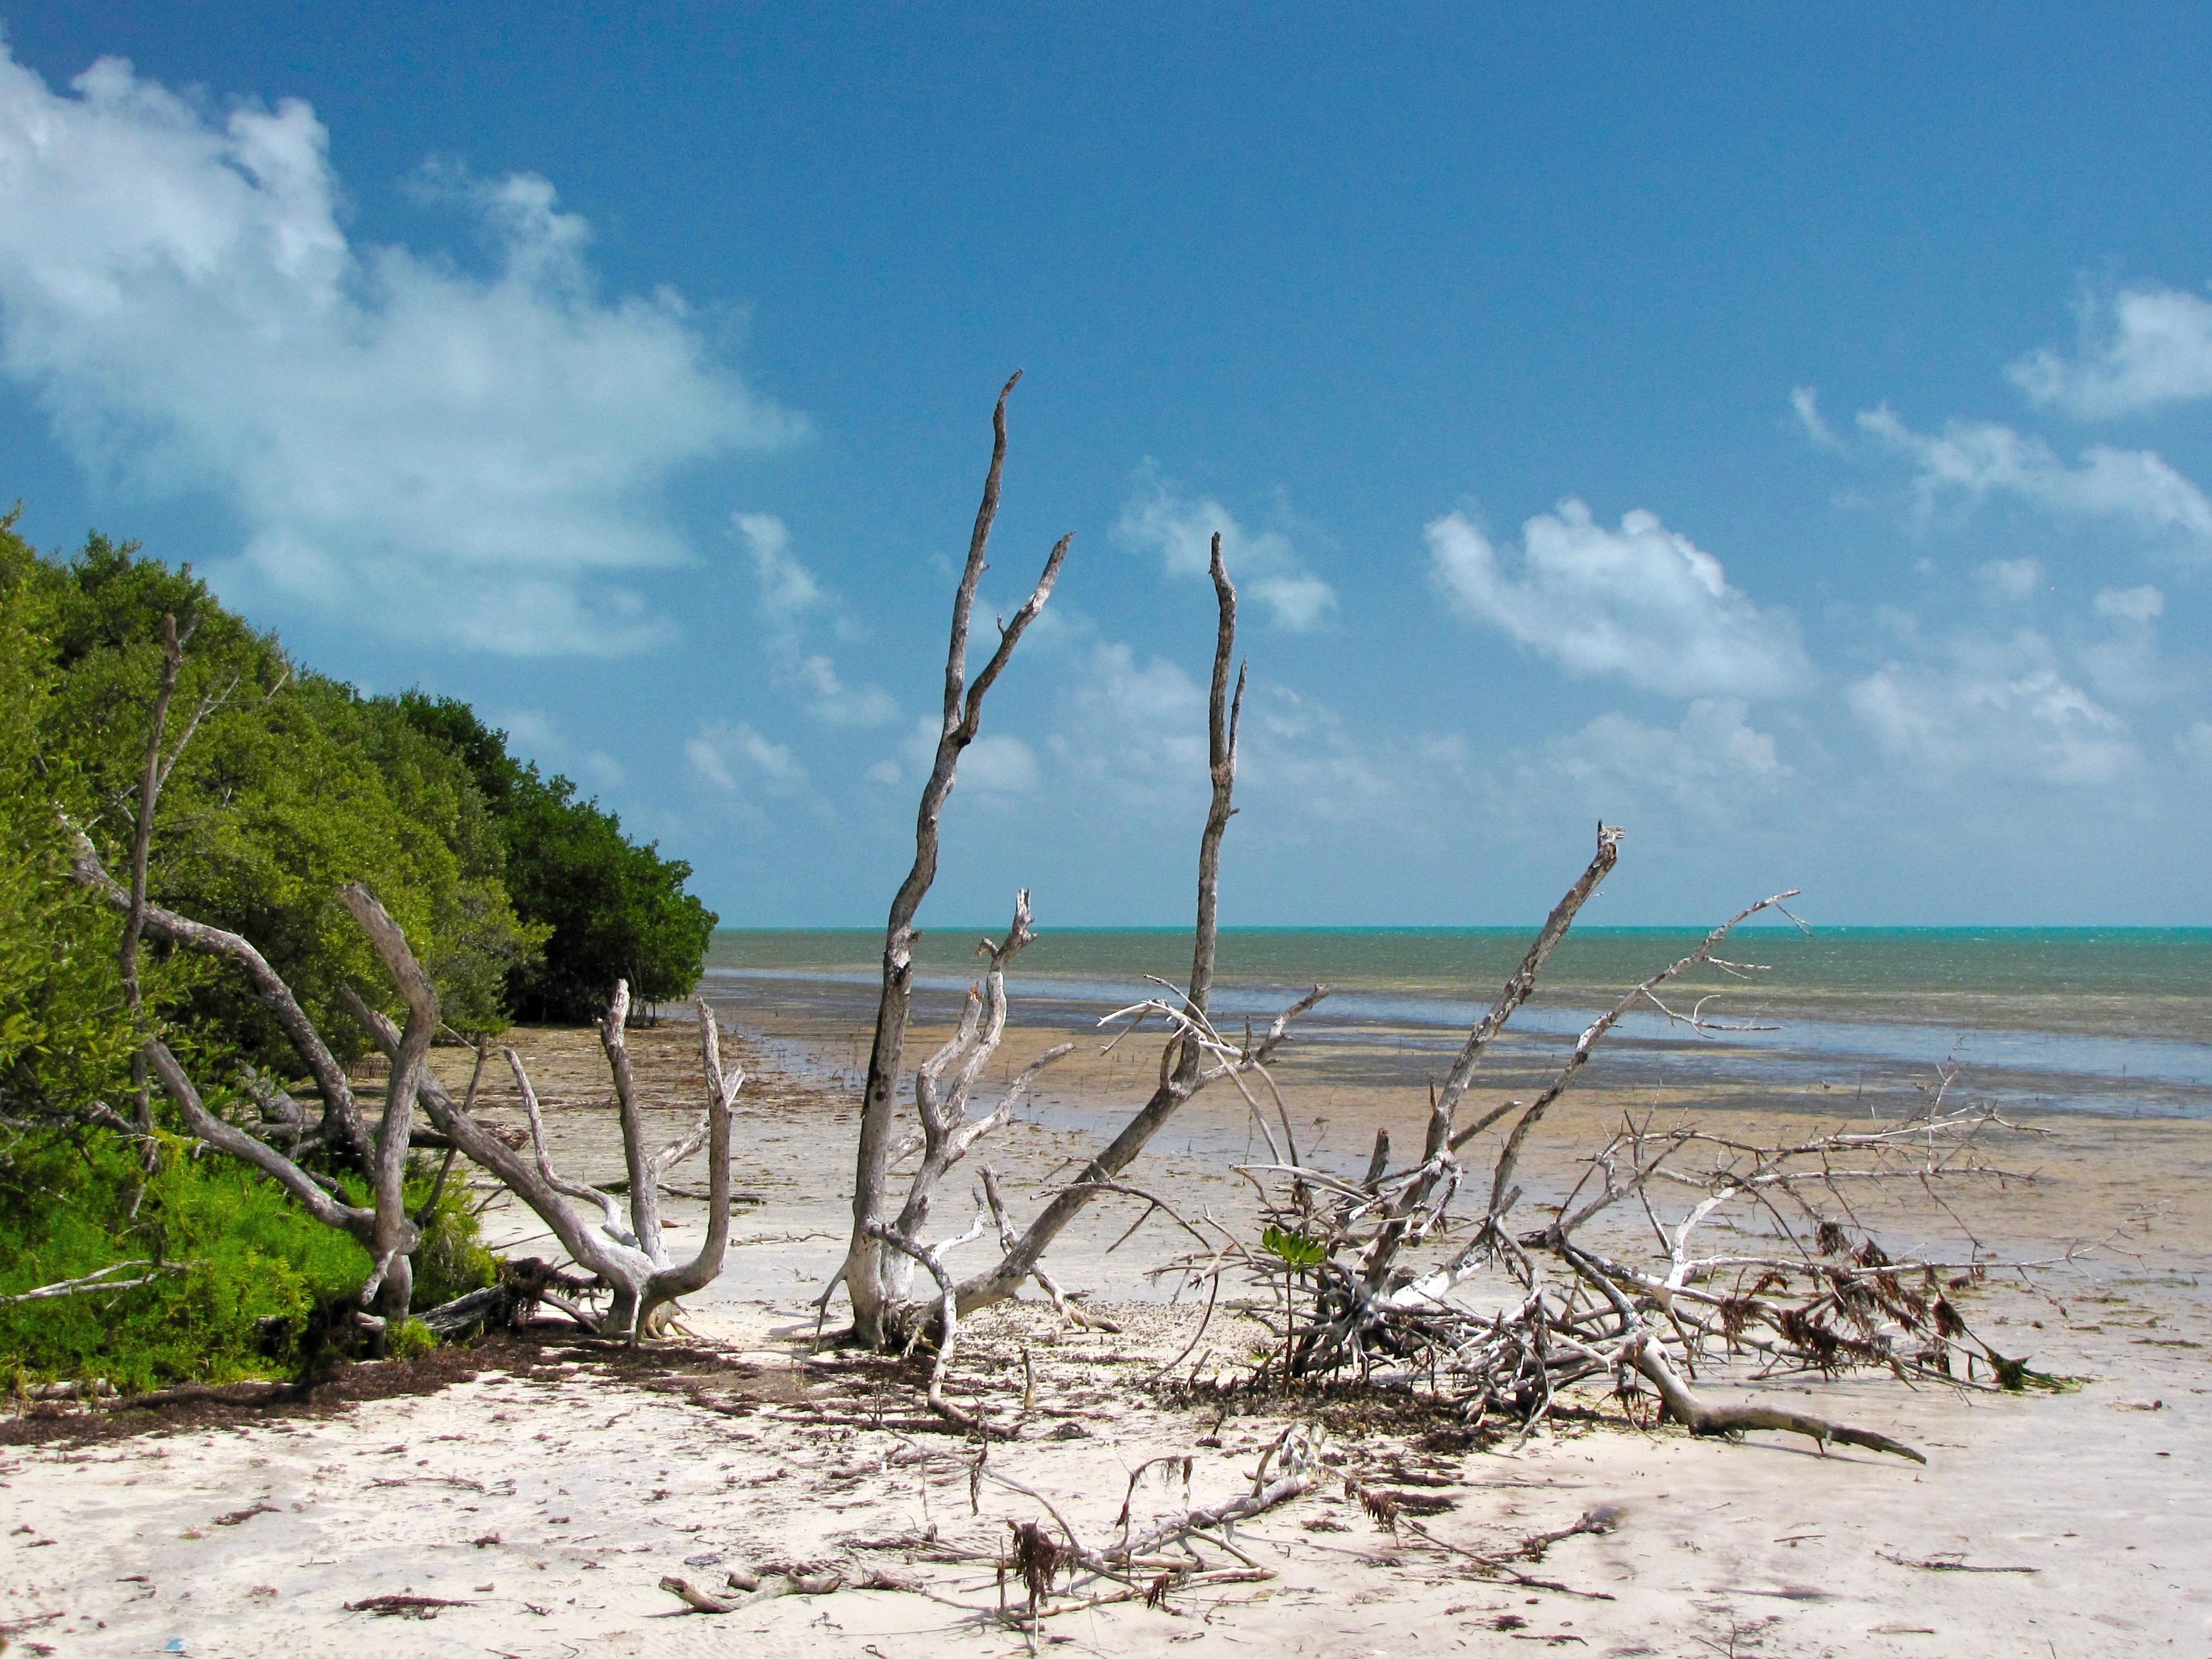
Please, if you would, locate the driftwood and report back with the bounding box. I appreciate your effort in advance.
[348,980,742,1341]
[1159,829,2052,1460]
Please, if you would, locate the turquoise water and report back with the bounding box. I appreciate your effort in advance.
[704,927,2212,1117]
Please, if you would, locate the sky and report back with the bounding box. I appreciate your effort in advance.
[3,4,2210,929]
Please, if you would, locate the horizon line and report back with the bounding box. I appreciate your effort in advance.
[708,922,2212,934]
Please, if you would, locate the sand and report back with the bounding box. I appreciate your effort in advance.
[4,1011,2209,1657]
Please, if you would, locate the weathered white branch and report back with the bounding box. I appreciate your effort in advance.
[844,373,1073,1345]
[505,1048,633,1242]
[956,536,1248,1317]
[70,826,372,1164]
[0,1261,191,1306]
[350,984,740,1339]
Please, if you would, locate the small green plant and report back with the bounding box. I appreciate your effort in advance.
[1259,1223,1329,1384]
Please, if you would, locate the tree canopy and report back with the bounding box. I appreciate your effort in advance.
[1,514,718,1067]
[395,693,718,1023]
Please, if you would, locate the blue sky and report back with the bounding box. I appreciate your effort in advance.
[4,5,2209,926]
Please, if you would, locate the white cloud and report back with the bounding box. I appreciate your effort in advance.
[495,706,626,792]
[686,719,804,796]
[2092,584,2164,623]
[2178,722,2212,770]
[1857,407,2212,548]
[961,734,1041,795]
[577,750,628,791]
[1425,500,1810,698]
[736,511,823,626]
[1113,466,1336,631]
[784,651,898,727]
[731,513,898,725]
[0,46,798,653]
[1847,633,2135,787]
[1240,686,1399,821]
[2079,585,2170,704]
[1046,643,1209,805]
[2011,285,2212,418]
[1536,699,1790,818]
[1974,557,2044,602]
[1790,386,1844,451]
[891,715,1038,796]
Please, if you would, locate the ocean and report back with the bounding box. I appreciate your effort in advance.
[702,927,2212,1120]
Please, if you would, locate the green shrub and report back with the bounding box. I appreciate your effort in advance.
[0,1128,499,1392]
[0,1129,368,1392]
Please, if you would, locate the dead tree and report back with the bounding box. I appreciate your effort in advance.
[1169,829,2055,1459]
[73,825,440,1328]
[64,615,428,1328]
[844,522,1332,1436]
[63,613,741,1345]
[839,371,1073,1345]
[951,535,1280,1321]
[344,976,743,1342]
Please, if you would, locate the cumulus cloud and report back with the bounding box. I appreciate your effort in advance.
[731,514,897,725]
[737,511,824,626]
[686,719,804,796]
[0,46,798,653]
[889,716,1038,797]
[1535,700,1790,817]
[1113,466,1335,631]
[2079,585,2169,704]
[1857,407,2212,549]
[960,734,1042,795]
[1046,642,1209,806]
[1240,685,1400,821]
[1425,500,1810,698]
[499,706,626,791]
[2011,284,2212,418]
[1847,633,2135,787]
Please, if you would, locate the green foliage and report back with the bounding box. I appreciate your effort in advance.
[6,524,545,1072]
[0,1129,498,1392]
[397,694,718,1021]
[0,511,694,1392]
[381,1160,500,1312]
[0,513,138,1122]
[0,1128,369,1391]
[1261,1223,1325,1269]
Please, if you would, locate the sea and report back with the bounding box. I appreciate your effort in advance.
[702,927,2212,1121]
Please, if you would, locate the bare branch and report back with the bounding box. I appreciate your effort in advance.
[70,824,371,1164]
[843,374,1073,1345]
[0,1261,190,1306]
[955,536,1248,1316]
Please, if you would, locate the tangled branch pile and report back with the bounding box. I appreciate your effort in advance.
[1141,830,2060,1458]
